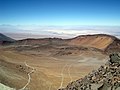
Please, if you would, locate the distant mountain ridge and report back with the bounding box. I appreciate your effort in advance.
[14,34,120,53]
[0,33,120,53]
[0,33,15,45]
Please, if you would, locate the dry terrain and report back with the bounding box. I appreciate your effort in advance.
[0,34,119,90]
[0,45,108,90]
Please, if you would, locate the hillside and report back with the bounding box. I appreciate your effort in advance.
[68,34,116,50]
[0,33,15,45]
[105,38,120,53]
[59,53,120,90]
[13,34,120,53]
[15,38,66,45]
[0,58,30,89]
[0,33,120,55]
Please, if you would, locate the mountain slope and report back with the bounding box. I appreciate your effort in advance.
[0,33,119,53]
[68,34,117,50]
[0,33,15,45]
[15,38,66,45]
[59,53,120,90]
[105,38,120,53]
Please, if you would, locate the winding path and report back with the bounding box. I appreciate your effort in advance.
[19,61,35,90]
[58,63,77,89]
[68,64,73,82]
[49,84,52,90]
[58,64,68,89]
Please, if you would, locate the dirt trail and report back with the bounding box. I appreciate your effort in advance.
[49,84,52,90]
[68,65,73,82]
[58,55,83,89]
[19,61,35,90]
[58,64,68,89]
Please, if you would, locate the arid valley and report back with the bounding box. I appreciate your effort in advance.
[0,33,120,90]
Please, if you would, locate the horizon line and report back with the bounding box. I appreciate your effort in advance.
[0,24,120,27]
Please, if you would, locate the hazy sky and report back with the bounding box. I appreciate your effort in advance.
[0,0,120,26]
[0,0,120,39]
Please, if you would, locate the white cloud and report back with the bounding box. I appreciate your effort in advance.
[0,25,120,39]
[46,29,105,35]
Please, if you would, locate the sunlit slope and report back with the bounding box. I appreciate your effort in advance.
[68,34,114,50]
[0,59,28,89]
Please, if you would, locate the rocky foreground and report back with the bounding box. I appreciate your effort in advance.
[59,53,120,90]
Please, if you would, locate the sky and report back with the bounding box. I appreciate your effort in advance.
[0,0,120,39]
[0,0,120,26]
